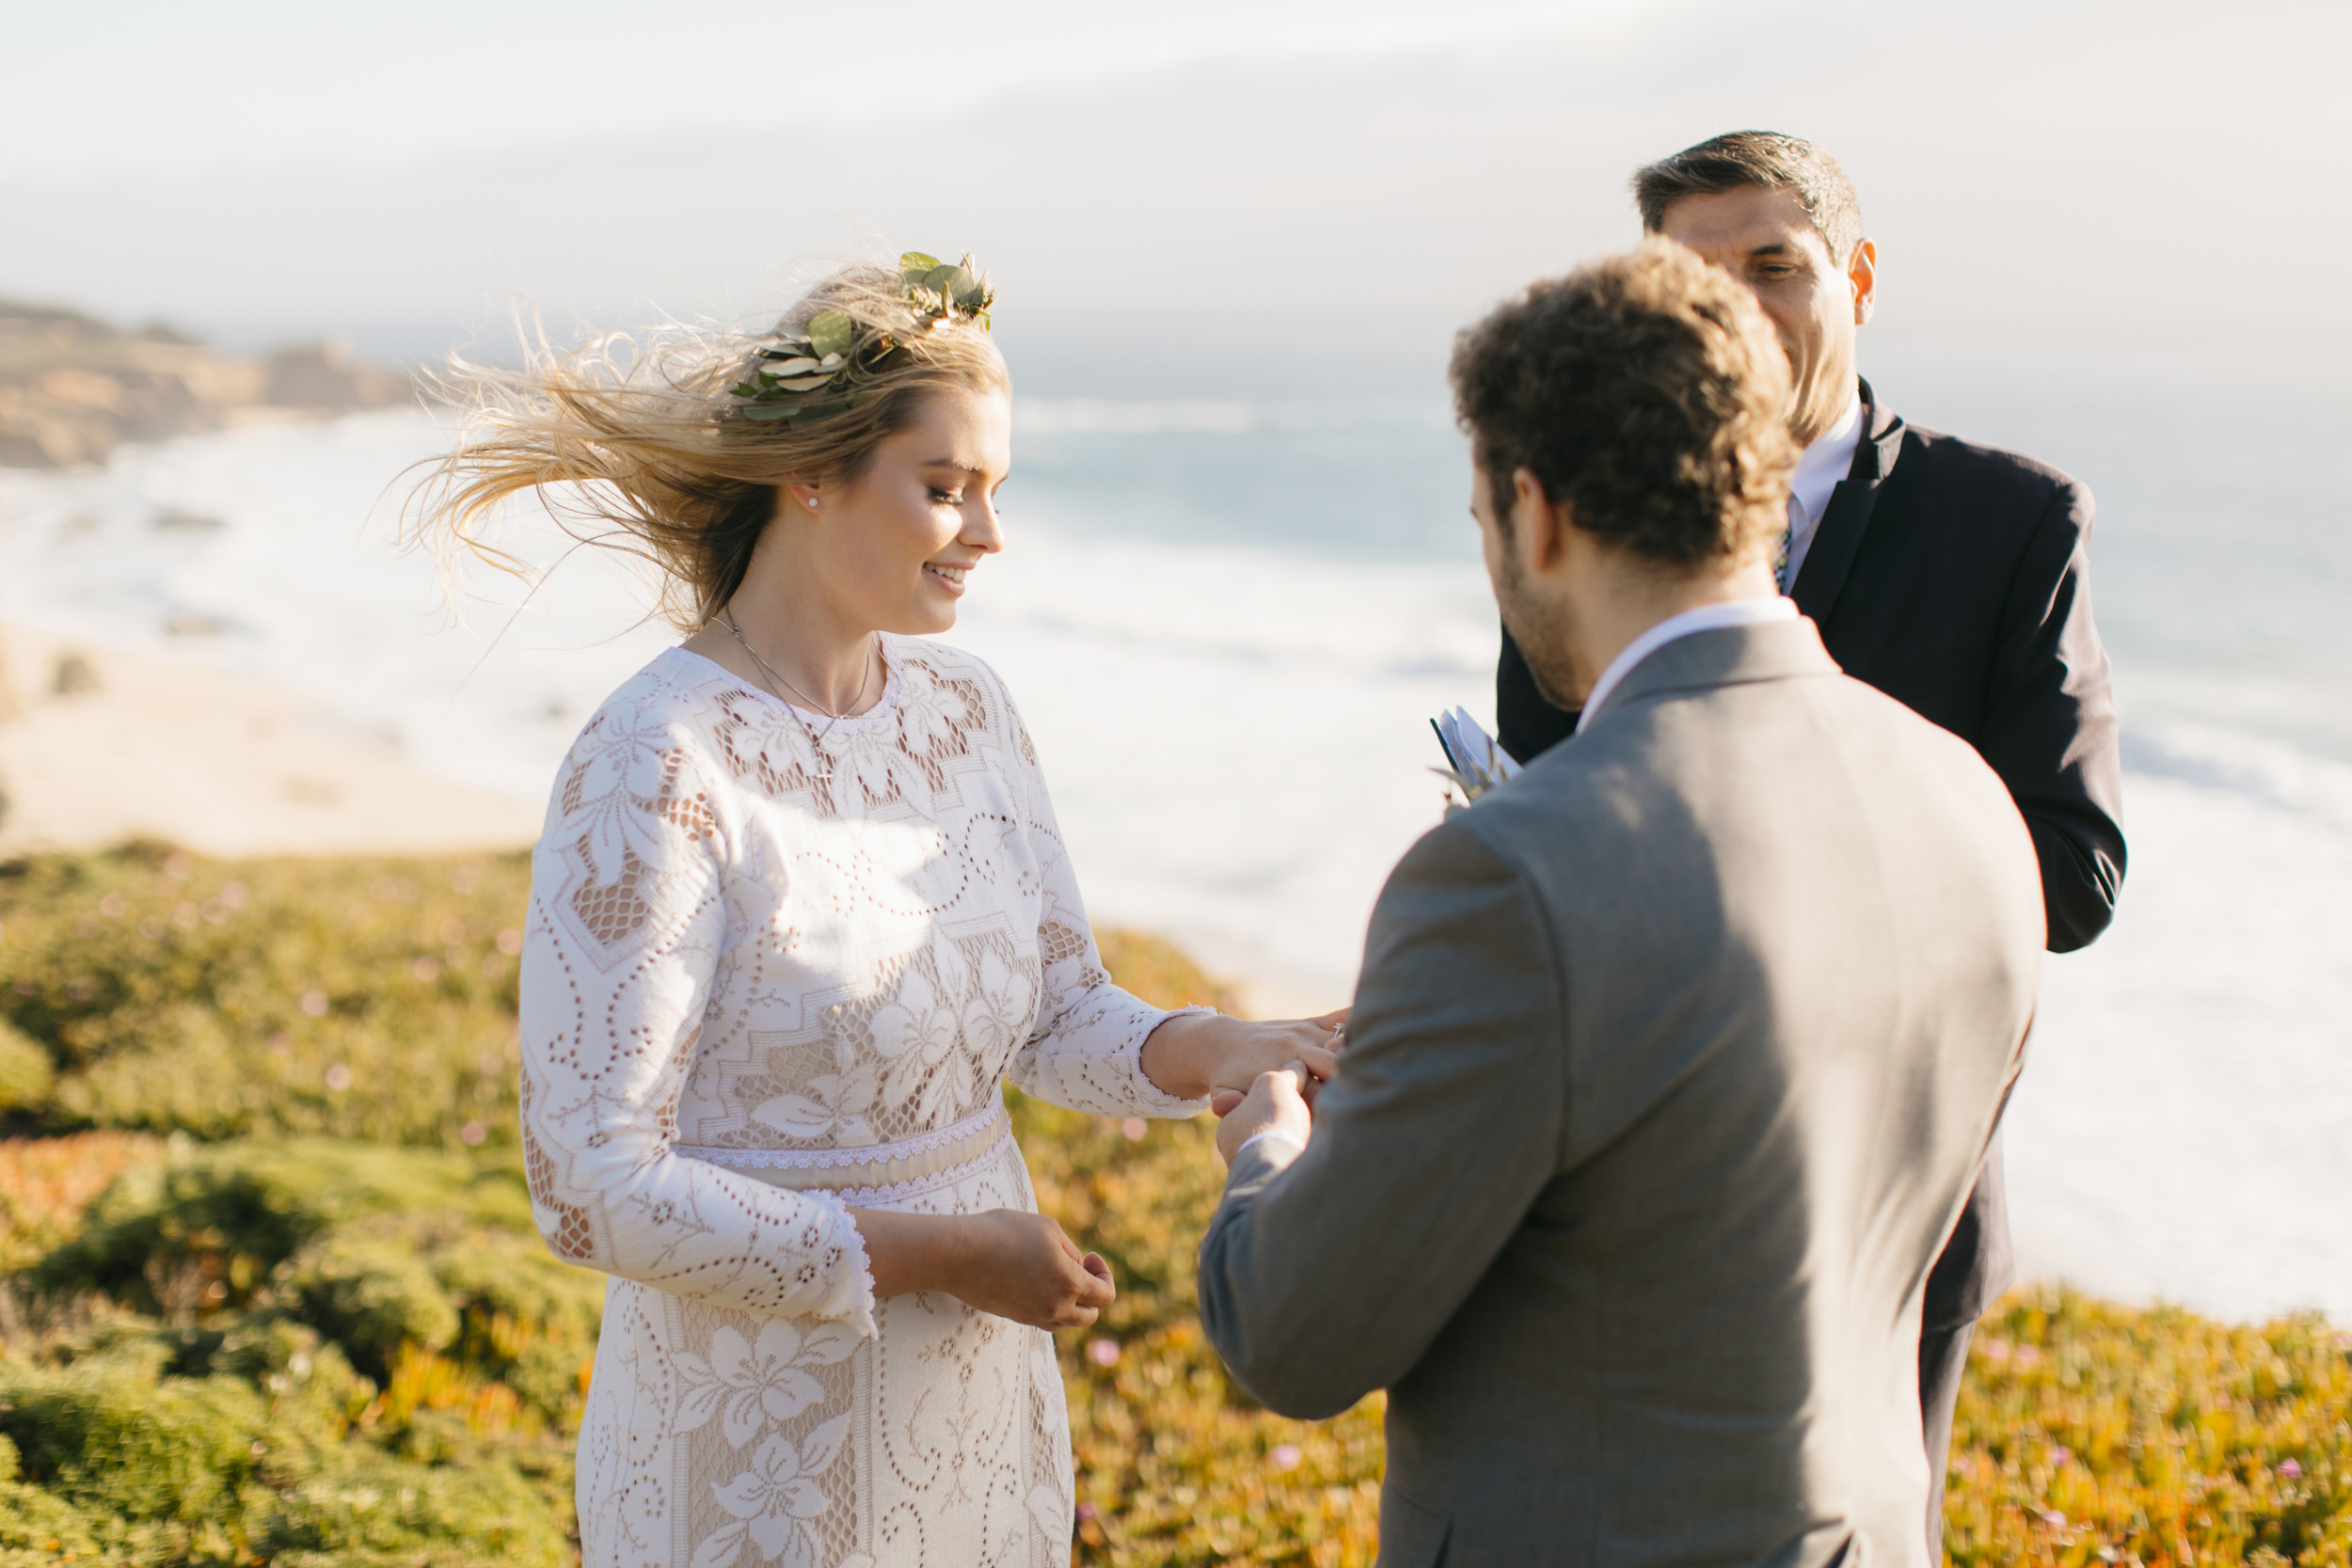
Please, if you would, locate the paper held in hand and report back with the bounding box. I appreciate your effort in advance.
[1429,706,1522,802]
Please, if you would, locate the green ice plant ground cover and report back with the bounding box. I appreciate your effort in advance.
[0,844,2345,1565]
[0,841,529,1149]
[0,1133,589,1564]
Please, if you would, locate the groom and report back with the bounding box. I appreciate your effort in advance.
[1197,245,2043,1566]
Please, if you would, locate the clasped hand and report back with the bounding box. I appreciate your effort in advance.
[1153,1008,1341,1167]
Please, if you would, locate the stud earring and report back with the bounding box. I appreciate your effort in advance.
[805,498,818,510]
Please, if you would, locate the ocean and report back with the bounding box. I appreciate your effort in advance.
[0,338,2345,1326]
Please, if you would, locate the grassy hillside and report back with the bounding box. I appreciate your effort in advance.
[0,841,529,1148]
[0,844,2344,1565]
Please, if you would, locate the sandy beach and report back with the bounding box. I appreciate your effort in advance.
[0,620,542,859]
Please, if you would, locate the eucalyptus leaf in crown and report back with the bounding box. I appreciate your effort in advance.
[731,251,995,425]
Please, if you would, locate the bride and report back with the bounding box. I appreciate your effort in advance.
[420,255,1342,1568]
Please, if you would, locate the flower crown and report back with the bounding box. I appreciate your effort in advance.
[731,251,994,425]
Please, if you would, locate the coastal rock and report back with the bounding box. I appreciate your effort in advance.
[50,652,100,697]
[0,298,414,468]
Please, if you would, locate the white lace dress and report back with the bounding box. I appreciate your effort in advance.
[518,637,1205,1568]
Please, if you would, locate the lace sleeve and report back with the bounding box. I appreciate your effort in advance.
[997,696,1209,1119]
[517,707,875,1334]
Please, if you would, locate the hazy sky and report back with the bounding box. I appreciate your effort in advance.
[2,0,1649,177]
[6,0,2344,375]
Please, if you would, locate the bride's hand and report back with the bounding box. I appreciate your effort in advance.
[1139,1007,1347,1116]
[1205,1016,1345,1115]
[951,1210,1117,1330]
[851,1208,1114,1331]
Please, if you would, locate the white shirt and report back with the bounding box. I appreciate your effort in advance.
[1574,596,1801,735]
[1236,1129,1307,1163]
[1782,389,1866,590]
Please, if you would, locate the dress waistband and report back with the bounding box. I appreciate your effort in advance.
[676,1102,1011,1202]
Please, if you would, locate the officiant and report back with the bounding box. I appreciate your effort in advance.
[1492,131,2127,1556]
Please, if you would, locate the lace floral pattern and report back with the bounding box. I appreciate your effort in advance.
[522,638,1202,1568]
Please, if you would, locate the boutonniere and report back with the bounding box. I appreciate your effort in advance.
[1429,706,1521,804]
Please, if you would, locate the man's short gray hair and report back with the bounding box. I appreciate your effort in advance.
[1633,131,1864,263]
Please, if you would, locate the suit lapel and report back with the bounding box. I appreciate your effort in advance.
[1792,378,1906,625]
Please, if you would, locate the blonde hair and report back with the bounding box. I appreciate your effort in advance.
[411,263,1009,628]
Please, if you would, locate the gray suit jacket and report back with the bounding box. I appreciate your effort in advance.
[1197,619,2042,1568]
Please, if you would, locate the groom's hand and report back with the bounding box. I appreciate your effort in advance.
[1215,1063,1316,1166]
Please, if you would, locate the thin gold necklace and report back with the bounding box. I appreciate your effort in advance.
[720,610,880,775]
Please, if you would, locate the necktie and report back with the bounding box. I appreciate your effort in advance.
[1773,495,1801,594]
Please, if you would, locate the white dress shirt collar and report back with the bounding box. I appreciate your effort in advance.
[1573,596,1800,735]
[1781,388,1866,589]
[1791,389,1866,526]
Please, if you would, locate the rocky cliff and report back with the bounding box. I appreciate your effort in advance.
[0,298,414,467]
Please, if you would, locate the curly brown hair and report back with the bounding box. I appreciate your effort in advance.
[1447,241,1796,571]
